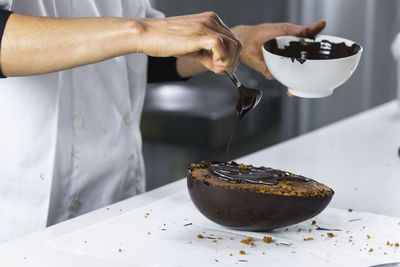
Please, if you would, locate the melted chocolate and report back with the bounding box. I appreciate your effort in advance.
[208,161,310,185]
[264,39,361,64]
[236,86,261,118]
[224,86,261,163]
[224,118,240,164]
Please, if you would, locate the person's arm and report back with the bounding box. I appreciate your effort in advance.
[0,9,12,78]
[0,11,241,77]
[176,20,326,79]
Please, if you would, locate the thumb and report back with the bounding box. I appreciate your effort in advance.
[297,20,326,38]
[251,57,274,80]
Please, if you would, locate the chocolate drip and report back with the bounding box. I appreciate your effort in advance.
[224,85,261,163]
[264,39,361,63]
[208,162,310,186]
[224,117,240,164]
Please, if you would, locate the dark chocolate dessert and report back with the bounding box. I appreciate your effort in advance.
[187,161,334,231]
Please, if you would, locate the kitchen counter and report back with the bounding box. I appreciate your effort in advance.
[1,100,400,266]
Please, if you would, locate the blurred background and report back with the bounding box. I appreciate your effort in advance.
[142,0,400,190]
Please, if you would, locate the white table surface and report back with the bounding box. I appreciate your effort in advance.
[1,100,400,266]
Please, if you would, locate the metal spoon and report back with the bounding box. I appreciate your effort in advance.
[225,70,262,118]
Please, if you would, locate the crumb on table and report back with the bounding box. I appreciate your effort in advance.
[240,237,253,245]
[262,236,272,243]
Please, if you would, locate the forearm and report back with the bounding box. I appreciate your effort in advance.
[0,13,144,77]
[0,11,241,77]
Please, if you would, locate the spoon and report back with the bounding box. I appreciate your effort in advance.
[225,70,262,118]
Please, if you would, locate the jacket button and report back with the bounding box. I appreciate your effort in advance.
[69,199,81,213]
[73,116,83,129]
[123,111,133,125]
[135,185,142,194]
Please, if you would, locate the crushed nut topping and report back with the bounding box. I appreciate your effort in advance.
[262,236,272,243]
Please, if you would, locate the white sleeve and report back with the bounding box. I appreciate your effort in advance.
[144,0,164,19]
[0,0,12,10]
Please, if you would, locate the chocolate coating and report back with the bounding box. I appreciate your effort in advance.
[209,161,310,186]
[264,38,361,64]
[187,165,333,231]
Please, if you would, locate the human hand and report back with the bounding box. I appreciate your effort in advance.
[232,21,326,79]
[136,12,242,74]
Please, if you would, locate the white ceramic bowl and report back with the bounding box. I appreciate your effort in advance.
[262,35,363,98]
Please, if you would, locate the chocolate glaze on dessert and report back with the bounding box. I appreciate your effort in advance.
[264,38,361,64]
[209,161,310,186]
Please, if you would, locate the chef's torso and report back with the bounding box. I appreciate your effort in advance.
[0,0,162,242]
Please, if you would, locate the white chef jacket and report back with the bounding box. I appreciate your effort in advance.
[0,0,163,243]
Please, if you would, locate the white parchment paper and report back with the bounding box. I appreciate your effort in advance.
[48,191,400,267]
